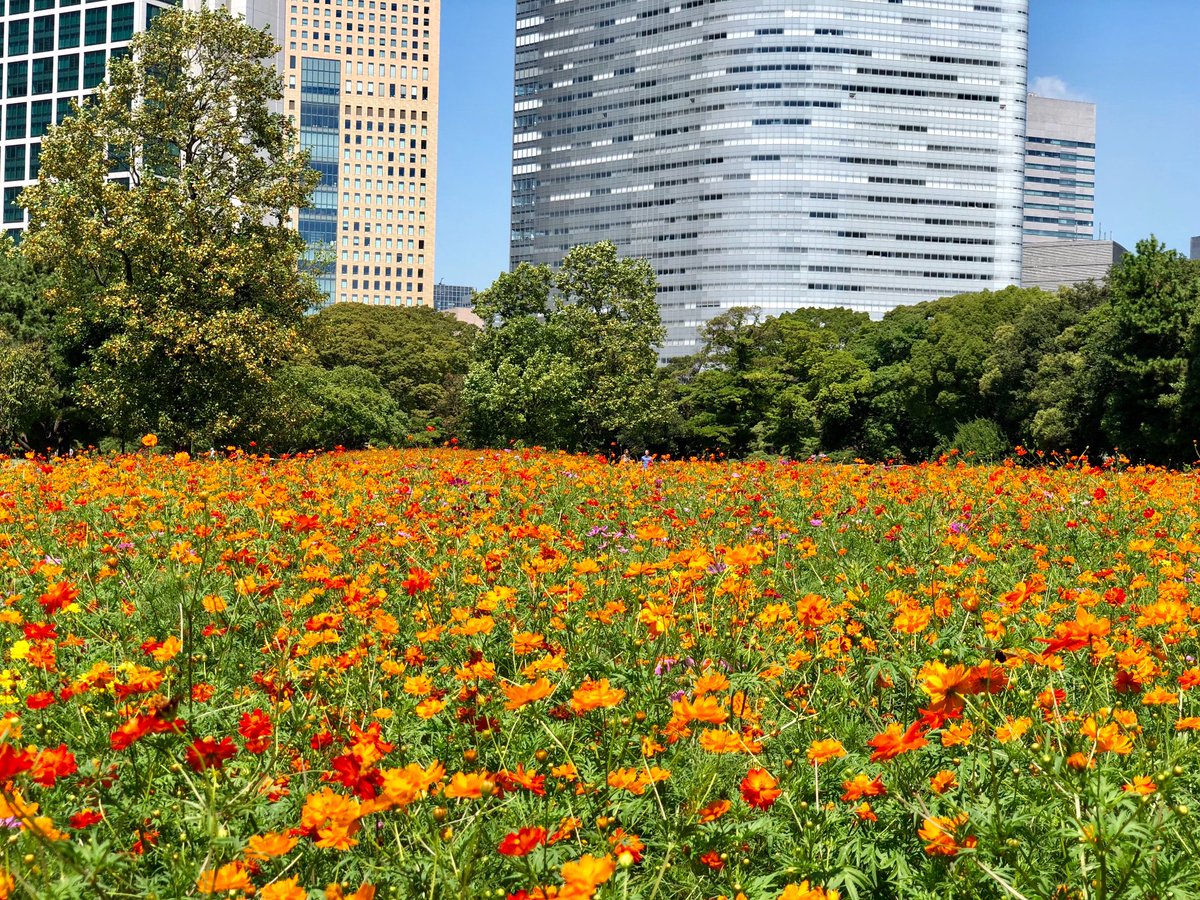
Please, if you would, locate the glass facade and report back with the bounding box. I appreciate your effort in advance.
[1022,93,1094,241]
[0,0,178,239]
[299,55,339,305]
[511,0,1030,358]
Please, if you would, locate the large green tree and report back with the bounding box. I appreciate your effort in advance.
[21,7,320,449]
[856,286,1056,458]
[0,236,63,450]
[1095,239,1200,461]
[305,303,476,438]
[463,242,664,450]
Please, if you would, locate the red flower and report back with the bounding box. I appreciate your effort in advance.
[239,709,273,754]
[497,826,547,857]
[26,691,56,711]
[23,622,57,641]
[0,744,33,780]
[69,810,105,829]
[37,582,79,616]
[185,737,237,773]
[867,721,929,763]
[402,567,433,596]
[740,767,781,810]
[31,744,77,787]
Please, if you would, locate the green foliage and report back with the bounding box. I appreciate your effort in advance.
[0,235,64,450]
[856,286,1057,459]
[1095,238,1200,461]
[463,242,664,450]
[265,364,407,450]
[305,303,476,439]
[944,418,1009,461]
[20,6,320,450]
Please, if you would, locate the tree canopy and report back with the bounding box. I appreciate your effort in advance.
[20,6,319,450]
[463,242,664,451]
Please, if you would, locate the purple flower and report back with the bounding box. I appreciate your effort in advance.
[668,690,686,703]
[809,518,823,527]
[949,521,966,534]
[655,657,677,676]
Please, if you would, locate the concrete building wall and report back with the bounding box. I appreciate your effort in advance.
[511,0,1030,358]
[282,0,440,309]
[1023,94,1095,241]
[1022,239,1125,291]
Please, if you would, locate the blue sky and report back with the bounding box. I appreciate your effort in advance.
[434,1,1200,289]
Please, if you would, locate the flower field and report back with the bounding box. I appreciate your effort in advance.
[3,448,1200,900]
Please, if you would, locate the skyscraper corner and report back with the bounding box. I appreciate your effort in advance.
[511,0,1030,358]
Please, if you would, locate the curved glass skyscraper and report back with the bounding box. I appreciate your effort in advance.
[511,0,1029,358]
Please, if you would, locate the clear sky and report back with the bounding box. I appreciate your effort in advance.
[434,1,1200,290]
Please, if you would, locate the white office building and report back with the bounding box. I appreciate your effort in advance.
[511,0,1030,357]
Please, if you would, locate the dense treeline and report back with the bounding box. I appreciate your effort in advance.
[458,236,1200,466]
[7,7,1196,463]
[6,234,1200,464]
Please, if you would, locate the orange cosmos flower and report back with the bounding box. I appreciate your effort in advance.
[197,862,253,894]
[1080,716,1133,755]
[918,812,976,857]
[415,697,446,719]
[867,722,928,762]
[673,694,728,725]
[698,729,763,754]
[778,880,841,900]
[693,672,731,695]
[806,739,846,766]
[966,661,1009,695]
[244,832,298,860]
[1123,776,1157,795]
[740,767,781,810]
[503,677,555,710]
[325,884,376,900]
[917,662,973,713]
[498,826,547,857]
[443,771,489,800]
[697,799,731,823]
[561,854,616,896]
[141,434,158,448]
[261,878,307,900]
[929,770,958,794]
[840,774,886,802]
[570,678,625,714]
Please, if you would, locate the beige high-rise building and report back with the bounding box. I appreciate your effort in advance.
[281,0,439,308]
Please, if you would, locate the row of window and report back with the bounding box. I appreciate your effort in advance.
[5,96,72,140]
[0,5,132,56]
[2,49,111,97]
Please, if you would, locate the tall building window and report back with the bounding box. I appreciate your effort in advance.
[57,53,78,91]
[31,57,53,95]
[5,104,25,140]
[84,7,106,46]
[58,11,80,49]
[33,15,54,53]
[110,3,133,42]
[82,50,105,89]
[3,187,23,223]
[4,145,26,182]
[7,62,27,99]
[55,97,72,123]
[8,19,29,56]
[29,98,50,136]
